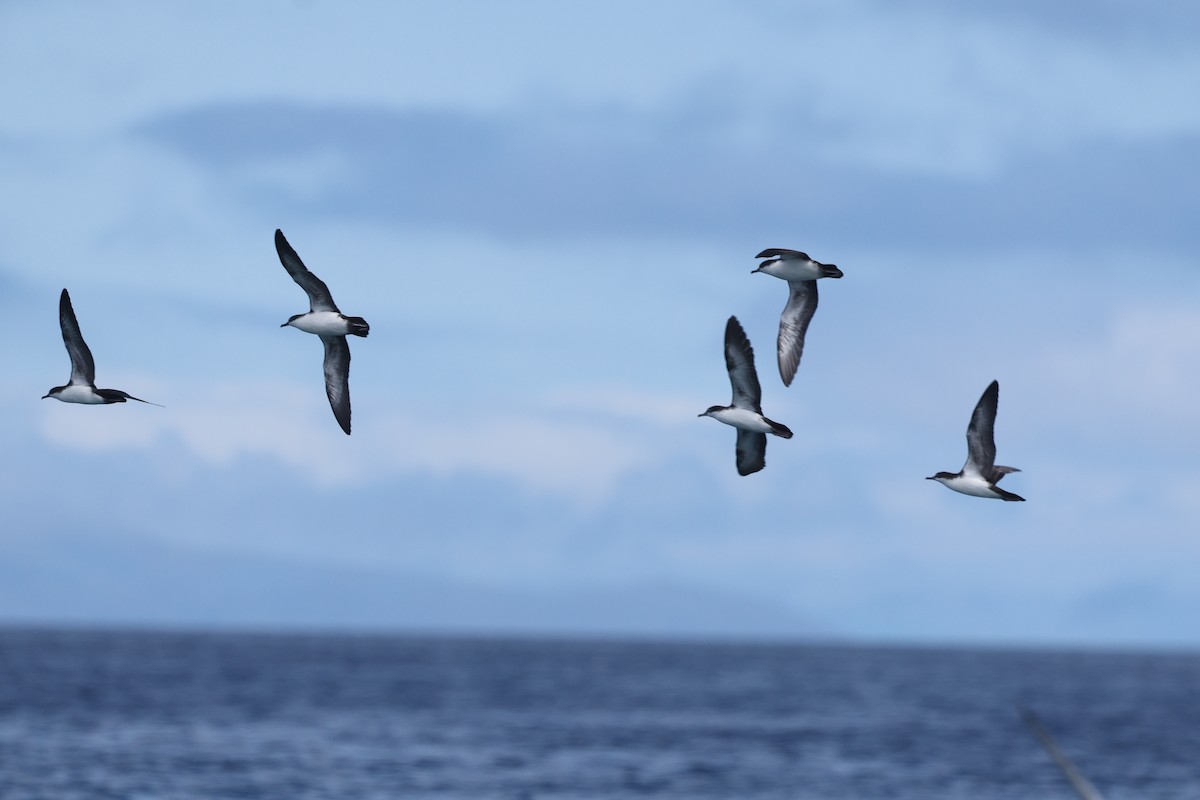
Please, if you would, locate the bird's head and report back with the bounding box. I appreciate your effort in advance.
[698,405,723,418]
[281,314,303,328]
[821,263,845,279]
[42,385,65,400]
[926,472,955,483]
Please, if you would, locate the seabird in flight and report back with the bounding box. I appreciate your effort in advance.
[275,228,369,435]
[699,315,793,476]
[927,380,1025,501]
[42,289,159,406]
[752,248,843,387]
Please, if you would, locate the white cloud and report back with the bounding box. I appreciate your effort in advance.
[38,381,364,482]
[37,378,664,501]
[544,386,698,426]
[373,413,656,502]
[1033,305,1200,450]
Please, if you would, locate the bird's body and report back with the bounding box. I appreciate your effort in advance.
[275,228,368,435]
[752,248,843,387]
[43,289,158,406]
[933,472,1015,500]
[752,250,840,282]
[704,406,788,435]
[285,310,365,337]
[927,380,1024,501]
[700,316,792,476]
[51,385,111,405]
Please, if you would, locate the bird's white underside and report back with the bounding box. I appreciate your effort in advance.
[287,312,349,336]
[935,473,1004,498]
[756,260,824,281]
[51,385,106,404]
[707,407,778,434]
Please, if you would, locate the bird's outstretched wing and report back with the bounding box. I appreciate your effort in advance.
[777,280,818,387]
[59,289,96,386]
[321,335,352,435]
[275,229,340,313]
[735,429,767,476]
[755,248,806,259]
[964,380,1000,476]
[724,316,762,413]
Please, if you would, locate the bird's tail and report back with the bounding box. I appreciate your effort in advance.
[345,316,370,337]
[821,264,844,279]
[767,419,793,439]
[993,485,1025,502]
[98,389,164,407]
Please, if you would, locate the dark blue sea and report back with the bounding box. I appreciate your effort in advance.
[1,629,1198,799]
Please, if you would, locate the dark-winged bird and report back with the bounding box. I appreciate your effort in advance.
[927,380,1024,501]
[43,289,159,406]
[275,229,369,435]
[751,248,843,387]
[699,316,793,476]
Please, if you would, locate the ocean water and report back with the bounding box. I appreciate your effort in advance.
[0,629,1198,799]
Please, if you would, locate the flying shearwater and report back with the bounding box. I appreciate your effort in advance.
[927,380,1025,501]
[275,228,369,435]
[1019,706,1105,800]
[752,248,844,387]
[42,289,159,406]
[699,316,793,476]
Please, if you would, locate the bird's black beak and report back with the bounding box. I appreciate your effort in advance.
[697,412,706,417]
[280,322,289,327]
[41,394,50,399]
[750,267,760,274]
[925,476,935,480]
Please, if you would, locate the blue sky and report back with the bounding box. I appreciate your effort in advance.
[2,1,1199,645]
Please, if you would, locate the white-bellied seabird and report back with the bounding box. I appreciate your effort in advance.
[752,248,843,387]
[1019,707,1105,800]
[42,289,159,406]
[699,316,793,476]
[927,380,1025,501]
[275,228,369,436]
